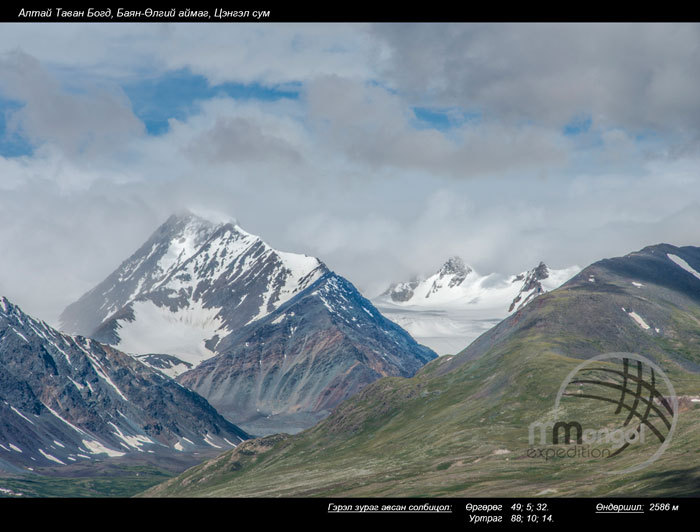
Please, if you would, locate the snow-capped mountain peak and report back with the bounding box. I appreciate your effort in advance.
[381,256,475,303]
[430,256,473,294]
[437,256,471,278]
[61,213,328,374]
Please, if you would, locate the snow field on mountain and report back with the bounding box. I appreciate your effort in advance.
[116,299,227,365]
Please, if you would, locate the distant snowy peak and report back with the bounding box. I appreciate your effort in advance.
[381,279,421,303]
[437,256,472,279]
[507,262,584,313]
[382,256,474,303]
[61,211,328,369]
[378,258,579,312]
[431,256,472,293]
[374,259,580,355]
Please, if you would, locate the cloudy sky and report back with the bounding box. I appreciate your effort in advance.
[1,22,700,325]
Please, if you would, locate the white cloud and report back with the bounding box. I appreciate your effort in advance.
[0,23,377,85]
[306,75,570,178]
[372,23,700,136]
[0,50,144,159]
[0,23,699,328]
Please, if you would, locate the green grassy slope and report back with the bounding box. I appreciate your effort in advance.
[0,464,173,497]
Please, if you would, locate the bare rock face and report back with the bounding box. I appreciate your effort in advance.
[434,256,472,289]
[177,272,437,436]
[0,296,248,471]
[508,262,550,312]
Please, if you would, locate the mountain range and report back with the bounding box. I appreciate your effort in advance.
[143,243,700,497]
[59,212,437,435]
[5,207,700,498]
[374,256,580,354]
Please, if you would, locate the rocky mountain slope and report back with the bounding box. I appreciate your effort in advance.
[177,272,437,435]
[0,296,248,473]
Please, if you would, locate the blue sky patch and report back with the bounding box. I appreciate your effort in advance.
[563,115,592,136]
[123,69,301,135]
[412,107,481,131]
[0,99,33,158]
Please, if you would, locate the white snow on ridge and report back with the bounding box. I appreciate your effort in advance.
[247,249,324,325]
[136,356,194,379]
[667,254,700,280]
[45,405,88,436]
[278,251,325,298]
[38,449,65,465]
[68,377,85,391]
[271,314,287,325]
[11,328,29,343]
[10,406,34,425]
[156,219,214,277]
[539,266,582,291]
[204,434,222,448]
[77,345,128,401]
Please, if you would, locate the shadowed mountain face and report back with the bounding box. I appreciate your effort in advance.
[177,272,437,435]
[0,296,248,472]
[60,212,327,371]
[143,244,700,498]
